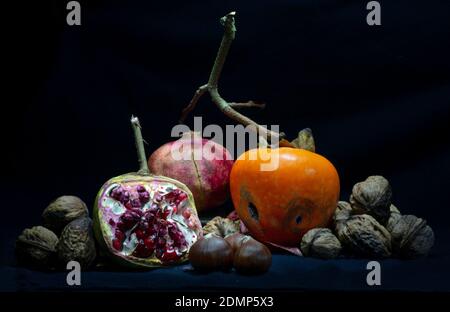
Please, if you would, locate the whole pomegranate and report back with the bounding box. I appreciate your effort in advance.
[148,132,233,212]
[93,117,203,268]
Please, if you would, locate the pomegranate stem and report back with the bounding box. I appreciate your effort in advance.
[130,116,150,175]
[179,12,283,143]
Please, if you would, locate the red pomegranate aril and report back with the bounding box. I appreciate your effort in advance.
[154,194,162,202]
[109,218,116,226]
[178,192,187,201]
[115,229,125,241]
[139,191,150,203]
[169,230,185,247]
[160,249,179,262]
[144,211,155,222]
[116,220,127,231]
[157,237,166,249]
[111,187,123,200]
[120,191,130,203]
[148,203,159,213]
[160,209,170,219]
[182,209,191,219]
[144,237,155,250]
[135,229,146,240]
[134,241,153,258]
[112,238,122,251]
[158,226,168,237]
[122,210,141,223]
[131,198,141,208]
[124,201,132,210]
[136,185,146,193]
[138,221,149,231]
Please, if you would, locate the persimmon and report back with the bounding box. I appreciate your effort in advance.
[230,147,340,247]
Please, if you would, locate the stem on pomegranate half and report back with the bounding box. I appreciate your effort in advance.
[179,11,283,143]
[131,116,150,175]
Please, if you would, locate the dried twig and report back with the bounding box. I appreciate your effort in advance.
[179,12,283,142]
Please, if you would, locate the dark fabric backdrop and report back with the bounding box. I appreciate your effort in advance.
[3,0,450,292]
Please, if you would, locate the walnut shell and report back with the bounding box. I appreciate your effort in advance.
[386,214,434,259]
[386,204,402,230]
[203,216,240,238]
[350,176,392,225]
[57,217,96,269]
[42,195,89,234]
[333,201,352,233]
[16,226,58,269]
[336,214,391,258]
[301,228,341,259]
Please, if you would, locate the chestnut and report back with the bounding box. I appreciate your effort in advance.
[233,237,272,275]
[224,232,247,254]
[188,234,233,271]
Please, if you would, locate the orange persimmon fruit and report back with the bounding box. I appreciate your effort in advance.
[230,147,339,247]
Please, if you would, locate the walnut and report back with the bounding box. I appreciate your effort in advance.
[350,176,392,225]
[386,214,434,259]
[300,228,341,259]
[203,216,240,238]
[333,201,352,233]
[42,195,89,235]
[336,214,391,258]
[57,217,96,269]
[387,204,402,230]
[16,226,58,269]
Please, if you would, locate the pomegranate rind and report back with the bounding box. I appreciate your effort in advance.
[93,172,202,269]
[148,132,234,212]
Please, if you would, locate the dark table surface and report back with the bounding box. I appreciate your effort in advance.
[2,228,449,292]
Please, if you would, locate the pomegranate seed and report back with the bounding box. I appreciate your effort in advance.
[131,198,141,208]
[157,237,166,248]
[132,208,144,216]
[182,209,191,219]
[138,221,149,230]
[110,187,123,200]
[160,209,170,219]
[136,185,146,193]
[149,203,158,213]
[124,201,132,210]
[139,191,150,203]
[116,221,126,231]
[144,237,155,250]
[112,238,122,251]
[120,191,130,203]
[160,249,179,262]
[154,194,162,202]
[135,229,146,240]
[144,212,155,223]
[158,226,168,237]
[178,192,187,201]
[115,229,125,241]
[133,241,152,258]
[109,218,116,226]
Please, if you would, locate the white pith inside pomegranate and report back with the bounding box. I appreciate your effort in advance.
[93,116,203,268]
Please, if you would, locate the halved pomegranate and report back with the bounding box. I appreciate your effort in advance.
[93,117,202,268]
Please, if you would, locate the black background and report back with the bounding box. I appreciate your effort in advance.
[3,0,450,293]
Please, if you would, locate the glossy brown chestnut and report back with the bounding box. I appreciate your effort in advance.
[224,232,247,254]
[188,234,233,271]
[233,237,272,274]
